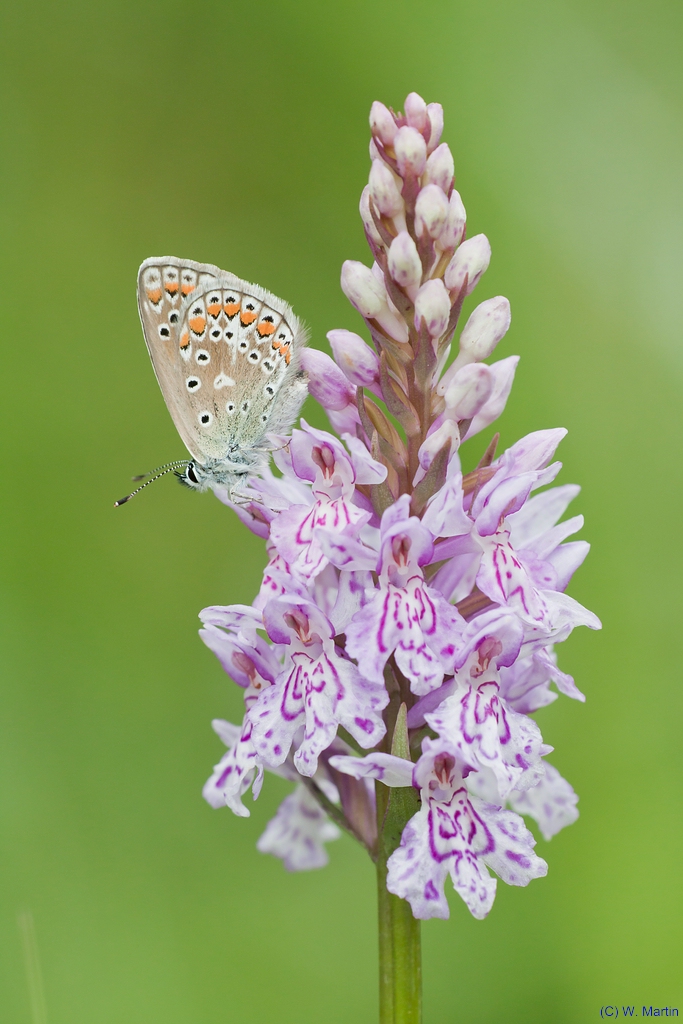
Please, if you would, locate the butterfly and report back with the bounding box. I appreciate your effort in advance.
[117,257,309,505]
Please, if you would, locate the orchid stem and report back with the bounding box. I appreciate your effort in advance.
[376,781,422,1023]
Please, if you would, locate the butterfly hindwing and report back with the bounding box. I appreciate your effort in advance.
[137,258,308,468]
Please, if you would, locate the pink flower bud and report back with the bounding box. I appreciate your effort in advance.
[359,186,383,247]
[417,419,460,475]
[424,143,454,192]
[426,103,444,152]
[394,125,427,177]
[437,190,466,250]
[444,234,491,295]
[459,296,511,361]
[300,348,355,411]
[327,329,381,389]
[404,92,428,133]
[341,260,387,318]
[443,362,494,419]
[465,355,519,438]
[369,159,404,217]
[369,101,397,146]
[388,231,422,298]
[415,183,449,239]
[414,279,451,338]
[369,138,380,161]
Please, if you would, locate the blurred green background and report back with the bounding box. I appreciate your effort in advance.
[1,0,681,1020]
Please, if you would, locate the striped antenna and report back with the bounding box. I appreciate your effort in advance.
[115,461,189,506]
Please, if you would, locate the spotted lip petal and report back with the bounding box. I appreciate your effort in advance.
[425,676,546,799]
[345,495,466,695]
[248,597,387,776]
[269,423,383,582]
[256,784,341,871]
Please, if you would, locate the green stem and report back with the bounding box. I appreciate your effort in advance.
[376,780,422,1023]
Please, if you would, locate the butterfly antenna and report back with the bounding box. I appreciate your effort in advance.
[115,463,189,507]
[131,460,189,482]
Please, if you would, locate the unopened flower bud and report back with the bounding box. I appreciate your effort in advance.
[369,138,380,161]
[404,92,428,133]
[465,355,520,438]
[414,279,451,338]
[437,190,466,250]
[443,362,494,419]
[327,329,381,390]
[417,419,460,475]
[341,260,387,318]
[424,143,454,192]
[394,125,427,177]
[300,348,355,411]
[459,296,511,361]
[444,234,491,295]
[369,101,398,146]
[388,231,422,297]
[415,183,449,239]
[359,186,383,247]
[426,102,444,152]
[369,159,404,217]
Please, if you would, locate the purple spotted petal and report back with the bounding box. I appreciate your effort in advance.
[386,789,497,920]
[474,796,548,886]
[346,577,464,695]
[508,763,579,840]
[426,680,546,798]
[256,785,340,871]
[202,717,262,818]
[249,644,387,776]
[328,751,414,788]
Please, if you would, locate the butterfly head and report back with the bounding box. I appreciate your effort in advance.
[175,457,252,495]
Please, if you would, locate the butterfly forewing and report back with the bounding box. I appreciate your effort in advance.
[137,257,307,468]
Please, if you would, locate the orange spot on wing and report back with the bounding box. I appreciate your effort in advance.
[146,287,162,304]
[257,321,276,337]
[165,281,179,295]
[224,302,240,318]
[240,310,257,326]
[189,316,206,335]
[180,330,190,349]
[284,344,292,364]
[207,302,221,318]
[271,339,282,351]
[181,282,195,296]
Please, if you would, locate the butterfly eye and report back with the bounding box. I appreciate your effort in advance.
[186,463,199,485]
[186,376,201,391]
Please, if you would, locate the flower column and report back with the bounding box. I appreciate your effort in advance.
[345,93,482,1024]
